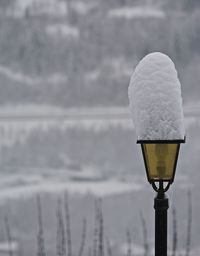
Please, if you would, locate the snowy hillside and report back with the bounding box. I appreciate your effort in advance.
[0,0,199,107]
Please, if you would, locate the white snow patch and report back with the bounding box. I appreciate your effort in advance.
[15,0,67,17]
[46,24,79,39]
[85,58,133,82]
[0,174,142,202]
[102,58,133,78]
[85,69,101,82]
[46,73,67,84]
[0,241,19,253]
[16,0,34,10]
[109,6,165,19]
[0,65,67,85]
[121,243,153,256]
[71,1,98,15]
[128,52,185,140]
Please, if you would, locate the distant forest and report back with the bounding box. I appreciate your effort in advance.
[0,0,199,106]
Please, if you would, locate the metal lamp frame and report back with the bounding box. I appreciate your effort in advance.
[137,138,185,191]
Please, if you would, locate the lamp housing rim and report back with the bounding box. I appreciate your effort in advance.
[137,138,185,144]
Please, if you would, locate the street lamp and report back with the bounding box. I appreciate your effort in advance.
[128,52,186,256]
[137,139,185,256]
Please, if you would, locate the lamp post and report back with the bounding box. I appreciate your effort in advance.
[137,139,185,256]
[128,52,186,256]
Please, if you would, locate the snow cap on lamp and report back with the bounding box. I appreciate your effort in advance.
[128,52,185,140]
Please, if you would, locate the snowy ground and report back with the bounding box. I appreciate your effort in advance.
[0,171,143,203]
[0,170,191,203]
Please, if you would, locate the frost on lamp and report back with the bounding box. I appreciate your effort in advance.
[128,52,185,184]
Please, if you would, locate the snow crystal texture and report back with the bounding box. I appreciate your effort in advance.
[128,52,185,140]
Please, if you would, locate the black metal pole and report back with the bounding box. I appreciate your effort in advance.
[154,187,169,256]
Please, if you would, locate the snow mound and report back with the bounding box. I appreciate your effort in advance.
[128,52,185,140]
[46,25,79,39]
[109,6,165,19]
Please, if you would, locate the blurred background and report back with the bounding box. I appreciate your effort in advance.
[0,0,199,255]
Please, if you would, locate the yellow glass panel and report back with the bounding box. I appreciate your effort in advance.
[143,144,178,181]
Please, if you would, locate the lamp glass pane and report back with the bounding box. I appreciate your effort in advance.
[143,144,178,181]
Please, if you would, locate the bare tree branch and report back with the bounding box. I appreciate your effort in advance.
[36,195,46,256]
[98,199,104,256]
[56,198,66,256]
[185,190,192,256]
[140,212,148,256]
[126,229,132,256]
[78,218,87,256]
[106,238,112,256]
[93,199,99,256]
[64,192,72,256]
[4,216,13,256]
